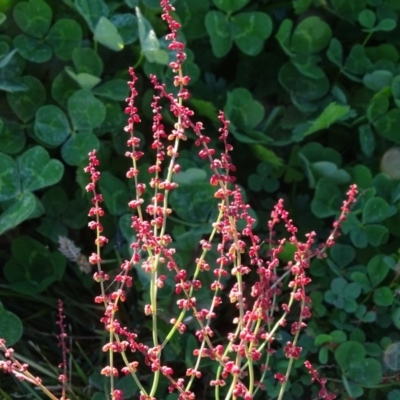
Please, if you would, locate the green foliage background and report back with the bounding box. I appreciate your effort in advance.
[1,0,400,399]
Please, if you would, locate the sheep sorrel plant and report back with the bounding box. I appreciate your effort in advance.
[82,2,357,400]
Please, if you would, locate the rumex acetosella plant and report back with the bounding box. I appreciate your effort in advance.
[83,2,357,400]
[0,1,358,399]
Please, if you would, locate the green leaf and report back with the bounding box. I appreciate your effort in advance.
[365,224,389,246]
[92,79,129,101]
[311,178,342,218]
[374,287,394,306]
[0,120,26,154]
[7,76,45,122]
[13,0,52,37]
[75,0,109,31]
[136,7,168,64]
[363,70,393,92]
[231,12,272,56]
[293,0,312,14]
[347,358,383,386]
[65,67,102,90]
[326,38,343,68]
[374,109,400,143]
[290,16,332,54]
[358,9,376,29]
[367,255,389,287]
[335,341,366,371]
[358,124,375,157]
[35,105,71,146]
[61,133,100,166]
[375,18,396,32]
[362,197,390,223]
[94,17,124,52]
[0,13,5,26]
[72,47,103,76]
[279,62,329,101]
[0,152,20,201]
[98,172,129,216]
[18,146,64,192]
[205,11,232,58]
[0,49,18,69]
[110,13,138,45]
[46,19,83,60]
[275,19,293,56]
[170,182,217,223]
[0,192,36,235]
[330,244,355,268]
[68,90,106,131]
[367,94,389,122]
[304,102,350,136]
[0,309,23,346]
[13,34,52,63]
[212,0,249,14]
[224,88,264,130]
[344,45,370,76]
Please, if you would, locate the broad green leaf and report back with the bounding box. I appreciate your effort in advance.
[72,47,103,76]
[344,45,370,76]
[231,12,272,56]
[275,19,293,56]
[358,124,375,157]
[61,133,100,166]
[0,48,18,68]
[136,7,168,64]
[98,172,129,216]
[125,0,138,7]
[363,70,393,91]
[0,13,5,26]
[7,76,45,123]
[75,0,109,31]
[330,0,367,20]
[68,90,106,131]
[92,79,129,101]
[174,0,210,40]
[94,17,124,51]
[311,178,342,218]
[326,38,343,68]
[304,102,350,136]
[365,224,389,246]
[290,16,332,54]
[375,19,396,32]
[362,197,390,223]
[170,182,217,223]
[18,146,64,192]
[65,67,102,90]
[205,11,232,58]
[331,244,355,268]
[51,71,80,108]
[13,34,52,63]
[374,287,394,306]
[335,341,366,371]
[224,88,264,130]
[0,309,23,346]
[0,192,36,235]
[347,358,383,386]
[367,95,389,122]
[46,19,83,60]
[13,0,52,37]
[293,0,312,14]
[0,120,25,154]
[0,152,20,201]
[35,105,71,146]
[374,109,400,143]
[110,13,138,45]
[213,0,249,14]
[279,62,329,101]
[358,9,376,29]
